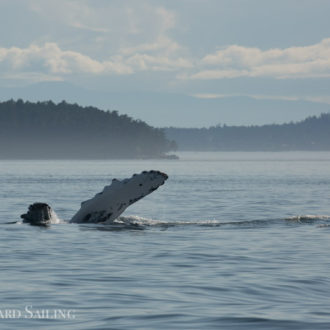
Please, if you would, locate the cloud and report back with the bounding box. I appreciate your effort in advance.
[192,93,330,105]
[120,36,181,56]
[30,0,107,33]
[192,93,300,101]
[187,38,330,79]
[2,38,330,83]
[28,1,180,55]
[70,22,110,33]
[0,41,192,81]
[0,43,133,76]
[20,1,189,76]
[1,72,63,83]
[2,1,330,85]
[126,53,192,71]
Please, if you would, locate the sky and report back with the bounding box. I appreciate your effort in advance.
[1,0,330,127]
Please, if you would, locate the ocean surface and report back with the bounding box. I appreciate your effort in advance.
[1,152,330,329]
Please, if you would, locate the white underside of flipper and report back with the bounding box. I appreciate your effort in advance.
[70,170,168,224]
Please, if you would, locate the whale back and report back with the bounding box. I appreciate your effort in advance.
[70,170,168,224]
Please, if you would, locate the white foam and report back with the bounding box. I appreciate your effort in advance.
[113,216,224,227]
[285,215,330,221]
[50,209,65,224]
[114,215,167,226]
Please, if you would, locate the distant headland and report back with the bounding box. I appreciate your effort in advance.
[165,113,330,151]
[0,99,177,159]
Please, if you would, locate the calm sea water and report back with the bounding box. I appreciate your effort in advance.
[1,152,330,329]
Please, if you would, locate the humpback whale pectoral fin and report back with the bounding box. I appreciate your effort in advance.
[70,170,168,224]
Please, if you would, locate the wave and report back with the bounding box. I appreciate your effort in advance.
[77,214,330,231]
[121,214,330,226]
[285,215,330,221]
[3,214,330,229]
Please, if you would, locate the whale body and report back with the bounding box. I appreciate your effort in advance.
[21,170,168,226]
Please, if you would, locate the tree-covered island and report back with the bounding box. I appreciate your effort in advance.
[165,113,330,151]
[0,100,177,159]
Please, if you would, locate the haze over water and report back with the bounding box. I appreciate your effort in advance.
[1,152,330,329]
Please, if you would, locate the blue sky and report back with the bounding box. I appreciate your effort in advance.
[1,0,330,127]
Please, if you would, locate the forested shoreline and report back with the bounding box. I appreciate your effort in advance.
[165,113,330,151]
[0,100,176,159]
[2,99,329,158]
